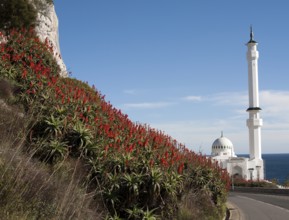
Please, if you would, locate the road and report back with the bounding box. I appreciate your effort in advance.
[228,192,289,220]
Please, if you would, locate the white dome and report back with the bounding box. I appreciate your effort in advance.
[212,137,233,149]
[211,135,235,157]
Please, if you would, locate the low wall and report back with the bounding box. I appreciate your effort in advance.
[231,187,289,195]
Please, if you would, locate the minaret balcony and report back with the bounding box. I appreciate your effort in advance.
[246,107,262,112]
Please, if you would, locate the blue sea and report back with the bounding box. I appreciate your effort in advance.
[263,154,289,184]
[238,154,289,184]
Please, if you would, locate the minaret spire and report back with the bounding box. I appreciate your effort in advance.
[250,25,254,41]
[248,25,257,43]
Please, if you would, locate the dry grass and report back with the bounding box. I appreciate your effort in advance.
[0,103,105,219]
[177,189,224,220]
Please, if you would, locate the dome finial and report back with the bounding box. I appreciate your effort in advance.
[221,131,223,137]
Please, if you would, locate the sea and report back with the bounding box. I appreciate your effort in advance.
[238,154,289,184]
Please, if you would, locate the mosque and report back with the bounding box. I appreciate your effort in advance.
[210,28,264,181]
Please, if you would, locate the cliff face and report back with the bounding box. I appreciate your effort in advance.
[34,1,68,77]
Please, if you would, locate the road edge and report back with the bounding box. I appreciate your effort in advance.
[226,201,242,220]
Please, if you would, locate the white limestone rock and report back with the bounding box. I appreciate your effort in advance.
[34,1,68,77]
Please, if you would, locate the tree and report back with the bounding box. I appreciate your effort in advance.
[0,0,38,32]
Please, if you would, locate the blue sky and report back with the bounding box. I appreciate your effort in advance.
[54,1,289,154]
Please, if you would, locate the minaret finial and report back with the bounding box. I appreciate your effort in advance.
[250,25,254,41]
[248,25,257,43]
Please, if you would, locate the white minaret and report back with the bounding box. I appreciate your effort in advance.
[246,27,263,161]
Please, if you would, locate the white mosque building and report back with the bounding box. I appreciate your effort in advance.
[211,27,264,181]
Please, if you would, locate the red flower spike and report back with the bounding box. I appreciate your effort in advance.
[22,69,27,78]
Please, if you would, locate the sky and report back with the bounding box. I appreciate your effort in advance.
[53,1,289,154]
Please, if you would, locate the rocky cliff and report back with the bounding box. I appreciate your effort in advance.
[34,1,68,77]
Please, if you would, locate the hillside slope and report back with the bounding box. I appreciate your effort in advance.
[0,30,230,219]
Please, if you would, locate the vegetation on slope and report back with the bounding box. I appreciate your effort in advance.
[0,108,102,219]
[0,29,230,219]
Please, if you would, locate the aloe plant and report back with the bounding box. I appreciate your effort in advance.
[44,114,63,137]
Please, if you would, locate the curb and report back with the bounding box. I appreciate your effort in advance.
[226,201,242,220]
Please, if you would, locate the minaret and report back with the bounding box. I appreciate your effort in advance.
[246,26,263,160]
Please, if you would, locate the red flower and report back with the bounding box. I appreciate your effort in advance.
[178,163,184,174]
[22,69,27,78]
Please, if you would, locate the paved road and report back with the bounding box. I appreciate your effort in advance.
[228,192,289,220]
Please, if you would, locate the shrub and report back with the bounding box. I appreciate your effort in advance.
[0,0,38,32]
[233,178,277,188]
